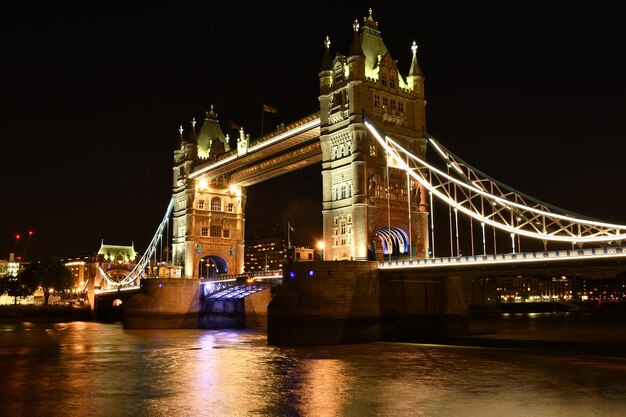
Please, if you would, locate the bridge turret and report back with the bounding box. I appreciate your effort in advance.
[197,105,229,160]
[347,19,365,81]
[318,7,430,262]
[407,41,424,100]
[318,35,333,126]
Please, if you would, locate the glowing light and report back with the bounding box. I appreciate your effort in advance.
[365,121,626,243]
[198,179,208,191]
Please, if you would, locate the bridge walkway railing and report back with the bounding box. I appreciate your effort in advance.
[379,246,626,269]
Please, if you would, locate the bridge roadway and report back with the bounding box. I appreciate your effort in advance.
[379,245,626,278]
[93,247,626,324]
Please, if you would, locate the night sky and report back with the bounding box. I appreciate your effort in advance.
[2,3,626,261]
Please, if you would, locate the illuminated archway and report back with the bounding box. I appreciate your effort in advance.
[375,227,409,256]
[198,255,227,279]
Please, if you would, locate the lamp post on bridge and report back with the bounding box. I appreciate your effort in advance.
[316,241,325,261]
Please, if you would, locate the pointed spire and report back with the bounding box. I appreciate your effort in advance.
[409,41,422,77]
[349,19,364,57]
[187,117,197,142]
[319,35,332,72]
[408,40,424,97]
[363,7,378,30]
[178,125,185,146]
[206,104,218,120]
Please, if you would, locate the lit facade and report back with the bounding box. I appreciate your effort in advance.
[172,108,246,278]
[171,9,430,277]
[318,11,429,261]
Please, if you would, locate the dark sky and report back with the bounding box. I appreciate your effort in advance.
[2,2,626,261]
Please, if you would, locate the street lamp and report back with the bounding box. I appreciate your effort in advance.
[316,241,325,261]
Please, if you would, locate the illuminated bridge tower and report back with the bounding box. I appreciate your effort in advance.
[319,10,429,261]
[172,107,246,278]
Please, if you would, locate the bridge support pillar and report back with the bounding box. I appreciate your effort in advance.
[123,278,201,329]
[268,263,469,345]
[379,272,468,341]
[268,261,380,345]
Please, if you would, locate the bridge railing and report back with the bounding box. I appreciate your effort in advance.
[379,246,626,269]
[200,270,283,283]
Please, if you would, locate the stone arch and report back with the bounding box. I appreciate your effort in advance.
[374,226,409,258]
[197,254,228,279]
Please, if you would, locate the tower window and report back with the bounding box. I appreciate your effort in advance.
[211,197,221,211]
[210,226,222,237]
[390,78,395,89]
[381,74,387,87]
[369,144,377,157]
[223,229,230,238]
[374,95,380,107]
[198,200,205,210]
[382,97,388,109]
[227,203,234,213]
[399,101,404,113]
[201,227,209,237]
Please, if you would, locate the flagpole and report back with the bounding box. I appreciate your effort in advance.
[261,104,264,137]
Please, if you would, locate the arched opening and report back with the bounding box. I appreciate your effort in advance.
[375,226,409,259]
[198,255,227,279]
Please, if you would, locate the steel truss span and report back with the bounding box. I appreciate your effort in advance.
[364,117,626,245]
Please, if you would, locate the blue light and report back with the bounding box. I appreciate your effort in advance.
[309,270,314,277]
[289,271,296,279]
[158,283,162,288]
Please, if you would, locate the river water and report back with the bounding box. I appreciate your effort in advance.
[1,319,626,417]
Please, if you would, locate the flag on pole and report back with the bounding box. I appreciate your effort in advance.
[262,103,278,113]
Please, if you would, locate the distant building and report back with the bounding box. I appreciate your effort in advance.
[245,225,315,273]
[94,240,140,289]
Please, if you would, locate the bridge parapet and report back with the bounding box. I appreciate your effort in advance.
[379,246,626,269]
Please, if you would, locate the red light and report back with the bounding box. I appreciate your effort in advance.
[28,230,33,236]
[15,234,20,239]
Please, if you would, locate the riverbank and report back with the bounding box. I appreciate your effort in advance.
[0,305,92,322]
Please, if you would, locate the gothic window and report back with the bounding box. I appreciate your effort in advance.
[391,100,396,111]
[369,144,377,157]
[347,182,352,198]
[334,217,338,226]
[374,95,380,107]
[399,101,404,113]
[341,184,346,199]
[382,97,388,109]
[210,226,221,237]
[223,229,230,238]
[334,186,339,201]
[340,223,346,235]
[198,200,205,210]
[390,78,395,89]
[335,67,343,83]
[201,227,209,237]
[211,197,221,211]
[381,74,387,87]
[227,203,234,213]
[347,214,352,224]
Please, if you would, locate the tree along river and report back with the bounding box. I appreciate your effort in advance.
[1,315,626,417]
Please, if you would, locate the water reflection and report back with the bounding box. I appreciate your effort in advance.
[1,321,626,416]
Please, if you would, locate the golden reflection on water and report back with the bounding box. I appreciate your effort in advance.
[2,322,626,417]
[299,358,350,417]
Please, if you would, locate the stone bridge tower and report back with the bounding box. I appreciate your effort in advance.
[172,107,246,278]
[318,10,429,261]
